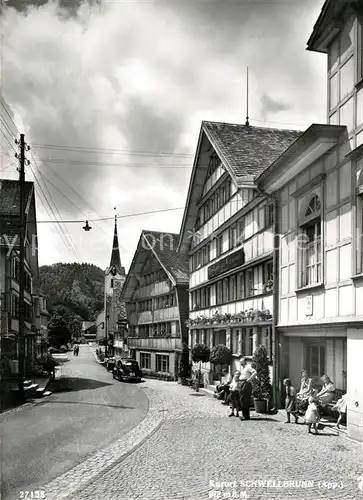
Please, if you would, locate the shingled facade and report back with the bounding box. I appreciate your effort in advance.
[121,231,189,380]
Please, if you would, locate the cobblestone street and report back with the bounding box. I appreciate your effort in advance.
[69,379,363,500]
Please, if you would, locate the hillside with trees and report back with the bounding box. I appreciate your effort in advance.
[37,263,105,346]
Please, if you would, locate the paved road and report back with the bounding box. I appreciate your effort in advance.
[0,344,148,500]
[75,380,363,500]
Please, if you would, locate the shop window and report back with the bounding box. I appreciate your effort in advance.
[140,353,151,369]
[357,193,363,274]
[156,354,170,373]
[307,344,326,379]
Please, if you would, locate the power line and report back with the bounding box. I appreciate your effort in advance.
[31,143,193,158]
[28,162,80,261]
[36,158,191,168]
[27,206,184,224]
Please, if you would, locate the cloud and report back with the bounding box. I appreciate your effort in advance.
[1,0,326,271]
[260,95,290,120]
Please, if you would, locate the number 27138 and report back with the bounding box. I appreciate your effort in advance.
[20,491,45,498]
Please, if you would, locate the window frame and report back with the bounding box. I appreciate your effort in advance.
[299,195,322,288]
[156,354,170,373]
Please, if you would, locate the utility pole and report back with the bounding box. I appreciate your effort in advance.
[15,133,30,402]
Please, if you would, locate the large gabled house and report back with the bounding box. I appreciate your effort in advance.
[0,179,39,377]
[253,0,363,443]
[177,120,302,387]
[121,230,189,380]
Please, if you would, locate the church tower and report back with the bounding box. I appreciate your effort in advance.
[104,214,127,356]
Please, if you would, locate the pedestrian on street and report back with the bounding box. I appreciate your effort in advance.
[76,345,79,356]
[73,345,77,356]
[305,396,319,434]
[239,357,257,383]
[228,371,241,418]
[239,373,253,421]
[284,378,298,424]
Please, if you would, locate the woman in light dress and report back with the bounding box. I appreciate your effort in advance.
[316,375,336,407]
[295,369,314,417]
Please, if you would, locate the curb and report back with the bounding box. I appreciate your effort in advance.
[43,384,167,500]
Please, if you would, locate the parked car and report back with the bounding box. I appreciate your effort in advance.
[112,359,142,382]
[106,357,116,371]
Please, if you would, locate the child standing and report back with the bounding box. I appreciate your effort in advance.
[332,393,347,429]
[228,371,241,418]
[283,378,298,424]
[305,396,319,434]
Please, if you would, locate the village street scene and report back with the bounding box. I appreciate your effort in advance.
[1,0,363,499]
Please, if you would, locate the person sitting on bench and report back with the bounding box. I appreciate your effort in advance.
[214,369,232,404]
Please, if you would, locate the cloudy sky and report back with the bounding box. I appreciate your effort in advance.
[1,0,326,272]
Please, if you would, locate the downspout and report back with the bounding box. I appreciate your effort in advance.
[257,188,279,409]
[271,194,280,409]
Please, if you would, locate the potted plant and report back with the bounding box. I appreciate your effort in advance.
[264,278,274,293]
[251,345,272,414]
[210,344,232,382]
[191,343,210,392]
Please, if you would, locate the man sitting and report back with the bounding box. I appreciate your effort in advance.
[214,369,232,404]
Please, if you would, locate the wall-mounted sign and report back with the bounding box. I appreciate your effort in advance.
[305,295,313,316]
[208,248,245,280]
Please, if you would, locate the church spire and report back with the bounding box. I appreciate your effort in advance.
[109,209,124,276]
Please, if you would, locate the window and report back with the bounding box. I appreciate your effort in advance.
[229,224,237,249]
[300,196,322,287]
[232,329,240,354]
[229,275,236,302]
[265,204,274,227]
[358,193,363,273]
[245,328,254,356]
[261,327,272,360]
[263,262,273,283]
[236,272,245,299]
[110,279,114,288]
[307,344,326,379]
[245,269,254,296]
[217,282,223,305]
[222,278,229,303]
[237,219,245,245]
[140,353,151,369]
[216,235,223,257]
[156,354,169,373]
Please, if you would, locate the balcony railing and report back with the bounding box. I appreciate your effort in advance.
[128,336,182,351]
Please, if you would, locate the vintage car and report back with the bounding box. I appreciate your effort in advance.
[112,358,142,382]
[106,357,116,371]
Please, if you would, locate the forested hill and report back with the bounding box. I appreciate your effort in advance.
[38,263,105,321]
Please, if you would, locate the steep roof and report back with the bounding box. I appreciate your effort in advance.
[203,121,302,182]
[106,217,125,276]
[306,0,359,53]
[178,120,302,252]
[142,230,189,285]
[0,179,34,215]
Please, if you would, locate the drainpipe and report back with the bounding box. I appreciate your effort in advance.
[271,194,280,410]
[257,188,279,409]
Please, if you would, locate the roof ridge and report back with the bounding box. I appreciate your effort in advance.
[203,120,303,134]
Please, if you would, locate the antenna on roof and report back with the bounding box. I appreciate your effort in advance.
[245,66,250,126]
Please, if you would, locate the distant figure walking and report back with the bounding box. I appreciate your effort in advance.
[74,344,79,356]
